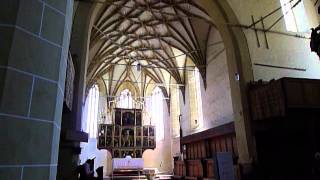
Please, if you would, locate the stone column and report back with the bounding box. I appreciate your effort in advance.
[0,0,73,179]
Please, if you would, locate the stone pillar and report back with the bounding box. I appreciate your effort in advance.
[57,2,93,179]
[0,0,73,179]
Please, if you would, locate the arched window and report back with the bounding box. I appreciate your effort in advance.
[171,86,181,137]
[280,0,309,32]
[82,85,99,138]
[187,66,203,130]
[151,87,164,140]
[194,67,203,127]
[117,89,133,109]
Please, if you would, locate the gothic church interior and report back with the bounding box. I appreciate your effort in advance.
[1,0,320,179]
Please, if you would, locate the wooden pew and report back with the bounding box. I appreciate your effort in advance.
[204,159,215,179]
[174,160,186,179]
[174,122,238,179]
[185,160,203,180]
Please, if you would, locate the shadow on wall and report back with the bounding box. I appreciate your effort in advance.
[80,138,112,177]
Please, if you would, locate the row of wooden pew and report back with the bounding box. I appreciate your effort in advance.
[174,159,216,180]
[173,122,238,180]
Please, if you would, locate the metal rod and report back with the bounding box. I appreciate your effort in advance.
[266,0,302,31]
[254,63,306,71]
[247,0,296,28]
[260,17,269,49]
[251,15,260,48]
[231,24,310,39]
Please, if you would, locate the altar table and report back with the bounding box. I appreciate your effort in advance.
[112,156,144,170]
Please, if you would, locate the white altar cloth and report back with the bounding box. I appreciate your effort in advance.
[112,156,144,170]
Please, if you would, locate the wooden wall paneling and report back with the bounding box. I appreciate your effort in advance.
[215,138,221,152]
[197,142,201,158]
[186,144,189,159]
[174,160,186,177]
[189,144,192,159]
[201,142,205,158]
[188,144,191,159]
[206,159,215,178]
[184,161,186,176]
[175,166,178,175]
[198,142,200,158]
[195,162,200,177]
[201,142,206,158]
[192,144,194,159]
[194,143,197,159]
[194,143,198,159]
[215,138,219,152]
[221,138,227,152]
[174,161,178,175]
[205,140,210,158]
[192,162,195,177]
[211,139,215,153]
[178,123,238,178]
[195,143,199,159]
[187,160,203,177]
[226,136,233,153]
[188,161,193,177]
[214,138,218,152]
[190,144,194,159]
[196,143,199,159]
[210,140,215,154]
[232,136,238,157]
[195,143,198,159]
[218,138,223,152]
[192,144,195,159]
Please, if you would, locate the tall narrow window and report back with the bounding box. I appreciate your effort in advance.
[171,86,181,137]
[151,87,164,140]
[83,85,99,138]
[187,66,203,130]
[280,0,298,32]
[194,68,203,128]
[117,89,133,109]
[280,0,309,32]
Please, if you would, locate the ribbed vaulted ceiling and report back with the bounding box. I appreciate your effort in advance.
[88,0,214,98]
